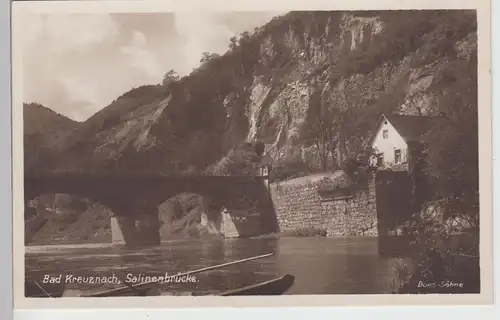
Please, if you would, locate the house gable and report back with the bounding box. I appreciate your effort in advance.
[370,115,408,168]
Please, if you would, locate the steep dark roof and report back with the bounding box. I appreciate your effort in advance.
[383,114,437,142]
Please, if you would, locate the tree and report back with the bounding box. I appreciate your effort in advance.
[424,55,478,225]
[199,52,220,65]
[162,69,180,87]
[302,85,338,171]
[228,36,238,51]
[239,31,251,44]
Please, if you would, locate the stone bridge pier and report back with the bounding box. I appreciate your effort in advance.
[109,204,161,246]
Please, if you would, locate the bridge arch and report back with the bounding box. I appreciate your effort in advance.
[157,192,224,239]
[152,177,279,239]
[25,192,114,245]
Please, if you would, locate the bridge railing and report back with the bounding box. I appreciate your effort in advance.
[25,165,272,179]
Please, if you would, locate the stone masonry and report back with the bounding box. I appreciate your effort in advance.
[269,173,378,236]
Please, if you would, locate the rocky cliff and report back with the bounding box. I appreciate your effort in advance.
[28,10,477,180]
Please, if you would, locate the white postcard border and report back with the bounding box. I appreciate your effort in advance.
[11,0,493,310]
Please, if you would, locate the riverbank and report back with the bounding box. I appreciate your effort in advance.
[250,227,328,240]
[26,223,333,247]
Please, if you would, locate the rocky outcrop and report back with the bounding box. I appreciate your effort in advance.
[23,10,476,178]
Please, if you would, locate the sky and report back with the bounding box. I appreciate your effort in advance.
[21,12,281,121]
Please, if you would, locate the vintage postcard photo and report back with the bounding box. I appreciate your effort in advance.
[12,0,492,309]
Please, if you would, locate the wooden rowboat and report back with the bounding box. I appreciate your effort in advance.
[209,274,295,296]
[71,274,295,297]
[25,280,66,298]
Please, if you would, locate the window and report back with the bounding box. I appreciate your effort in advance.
[383,130,388,139]
[394,149,402,164]
[376,153,384,166]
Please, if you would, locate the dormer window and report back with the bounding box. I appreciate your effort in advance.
[383,130,388,139]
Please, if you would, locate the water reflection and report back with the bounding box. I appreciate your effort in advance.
[25,237,401,296]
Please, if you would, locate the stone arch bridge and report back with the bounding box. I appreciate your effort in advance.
[24,172,277,246]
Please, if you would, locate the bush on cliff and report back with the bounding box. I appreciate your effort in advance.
[270,152,317,183]
[205,141,265,176]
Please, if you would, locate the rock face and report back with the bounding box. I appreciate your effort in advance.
[26,10,477,178]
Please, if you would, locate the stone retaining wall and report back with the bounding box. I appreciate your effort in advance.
[270,174,378,236]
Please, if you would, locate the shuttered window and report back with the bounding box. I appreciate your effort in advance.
[402,148,408,163]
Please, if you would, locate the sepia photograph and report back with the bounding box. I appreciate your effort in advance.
[12,0,492,309]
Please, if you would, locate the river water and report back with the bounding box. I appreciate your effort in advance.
[25,237,405,296]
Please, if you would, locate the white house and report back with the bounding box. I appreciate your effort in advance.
[369,113,435,171]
